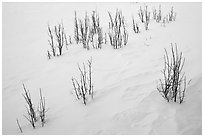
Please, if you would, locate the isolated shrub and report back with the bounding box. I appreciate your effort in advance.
[22,84,37,129]
[22,84,48,129]
[47,25,56,57]
[38,89,47,127]
[71,58,93,105]
[108,9,128,49]
[54,22,66,55]
[157,44,187,104]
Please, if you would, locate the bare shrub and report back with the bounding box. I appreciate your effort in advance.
[108,9,128,49]
[38,89,47,127]
[157,44,187,104]
[79,12,91,50]
[71,58,93,105]
[91,10,100,34]
[156,5,162,22]
[74,11,80,44]
[138,6,145,23]
[144,6,150,30]
[54,22,65,55]
[74,10,103,50]
[168,6,176,21]
[138,6,150,30]
[48,25,56,57]
[152,5,162,22]
[132,17,140,33]
[22,84,37,129]
[90,10,103,49]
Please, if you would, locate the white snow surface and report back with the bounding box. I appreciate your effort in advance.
[2,2,202,135]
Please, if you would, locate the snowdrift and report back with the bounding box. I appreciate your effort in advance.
[2,2,202,135]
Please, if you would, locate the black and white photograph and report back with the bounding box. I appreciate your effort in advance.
[2,1,202,135]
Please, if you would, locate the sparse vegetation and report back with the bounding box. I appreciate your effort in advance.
[71,58,93,105]
[79,12,90,50]
[168,6,176,22]
[48,25,56,57]
[108,9,128,49]
[47,22,69,58]
[38,89,47,127]
[138,5,150,30]
[22,84,48,130]
[54,22,66,56]
[152,5,176,26]
[74,10,103,50]
[157,44,187,104]
[22,84,37,129]
[132,17,140,33]
[74,11,80,44]
[156,5,162,22]
[144,6,150,30]
[138,6,145,23]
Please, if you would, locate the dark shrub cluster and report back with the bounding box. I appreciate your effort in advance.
[47,22,69,59]
[71,58,93,105]
[20,84,48,131]
[157,44,187,104]
[108,9,128,49]
[74,11,104,50]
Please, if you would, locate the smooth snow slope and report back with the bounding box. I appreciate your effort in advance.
[2,2,202,135]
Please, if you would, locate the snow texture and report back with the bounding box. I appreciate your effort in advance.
[2,2,202,135]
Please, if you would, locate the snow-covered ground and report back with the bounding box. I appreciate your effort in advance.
[2,2,202,135]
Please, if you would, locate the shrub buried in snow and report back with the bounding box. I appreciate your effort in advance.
[38,89,47,127]
[22,84,37,129]
[71,58,93,105]
[108,9,128,49]
[74,10,103,50]
[22,84,48,129]
[157,43,187,104]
